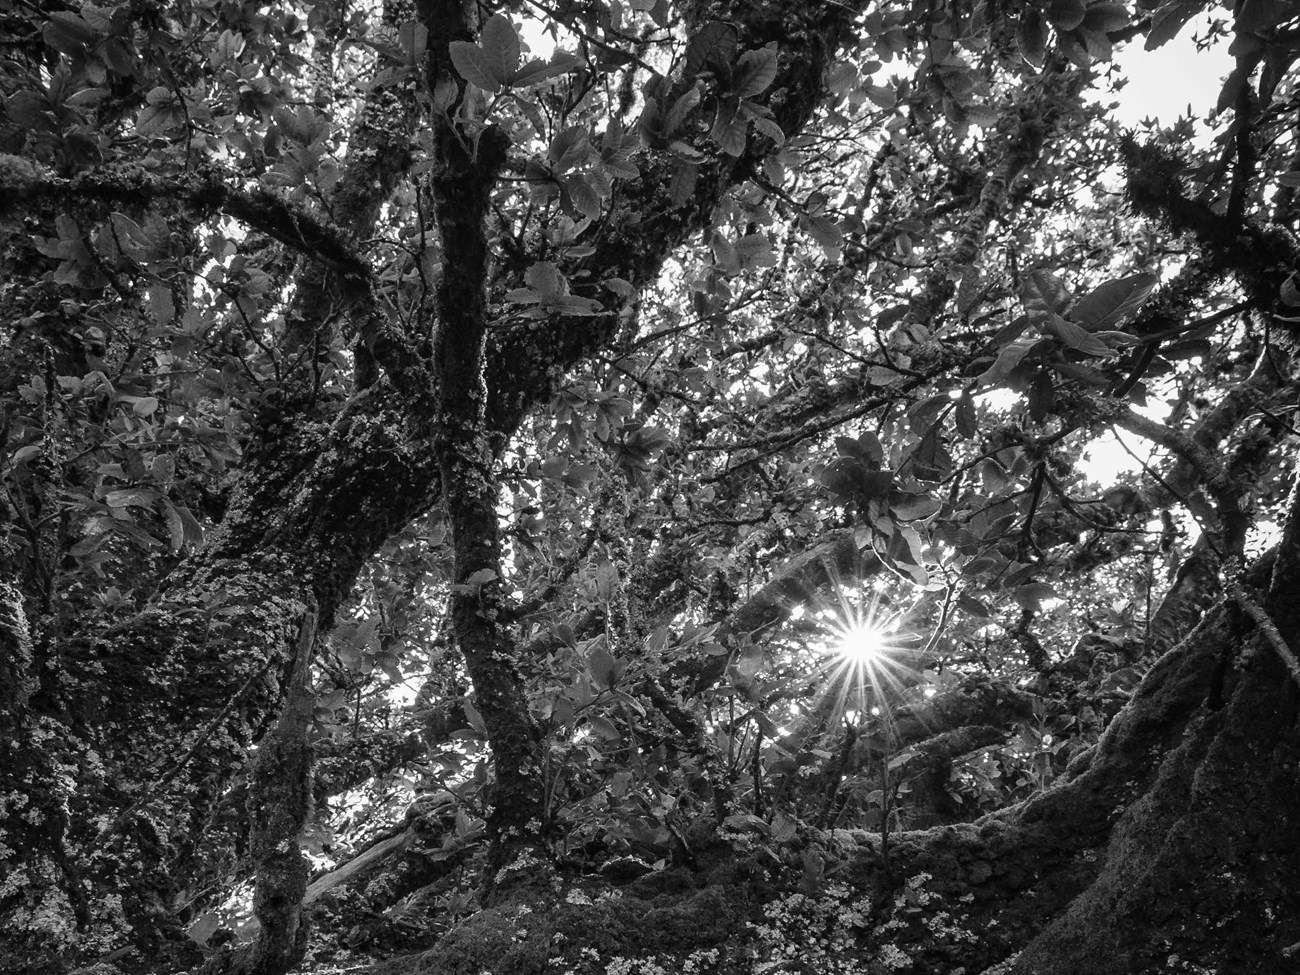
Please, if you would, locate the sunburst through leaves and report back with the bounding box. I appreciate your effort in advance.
[816,587,917,728]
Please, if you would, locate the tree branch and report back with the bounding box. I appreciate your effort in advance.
[1227,564,1300,692]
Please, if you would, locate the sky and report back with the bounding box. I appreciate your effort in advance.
[1077,13,1233,484]
[1104,12,1233,131]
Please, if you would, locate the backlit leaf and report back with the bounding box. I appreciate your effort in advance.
[480,14,521,85]
[449,41,501,92]
[1070,272,1158,330]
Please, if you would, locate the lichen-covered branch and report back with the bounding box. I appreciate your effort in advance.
[1114,406,1250,557]
[0,158,369,285]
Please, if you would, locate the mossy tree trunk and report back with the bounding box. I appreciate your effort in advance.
[421,0,547,876]
[1000,482,1300,973]
[242,604,319,975]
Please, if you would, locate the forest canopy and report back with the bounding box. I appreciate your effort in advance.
[2,1,1299,974]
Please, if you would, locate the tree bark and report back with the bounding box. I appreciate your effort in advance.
[242,603,318,975]
[422,0,545,876]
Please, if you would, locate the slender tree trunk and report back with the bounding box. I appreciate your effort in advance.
[423,0,545,876]
[243,603,318,975]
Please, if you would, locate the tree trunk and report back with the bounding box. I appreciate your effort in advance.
[242,603,318,975]
[1008,645,1300,973]
[424,0,545,876]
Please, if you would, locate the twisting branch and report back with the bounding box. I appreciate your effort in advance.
[1113,407,1249,558]
[0,157,370,282]
[1113,409,1237,498]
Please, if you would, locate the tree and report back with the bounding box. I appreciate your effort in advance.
[1,0,1298,973]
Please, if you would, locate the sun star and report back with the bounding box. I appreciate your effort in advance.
[835,622,888,666]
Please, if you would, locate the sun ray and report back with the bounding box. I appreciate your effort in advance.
[810,585,918,728]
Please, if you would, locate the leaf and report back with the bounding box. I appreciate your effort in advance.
[888,527,928,584]
[462,698,488,736]
[977,338,1036,386]
[663,86,701,137]
[858,469,895,500]
[723,813,770,835]
[132,396,159,417]
[565,462,598,486]
[712,113,748,156]
[525,261,564,298]
[876,305,910,330]
[464,568,498,587]
[563,175,602,220]
[589,643,622,688]
[147,283,174,326]
[835,433,884,467]
[43,12,98,57]
[733,234,776,270]
[513,51,583,87]
[176,505,205,546]
[1077,27,1113,62]
[1080,2,1130,34]
[105,487,157,508]
[956,593,992,618]
[1070,272,1158,330]
[397,21,427,63]
[66,88,109,108]
[1043,315,1112,357]
[598,121,639,177]
[215,29,246,65]
[1012,582,1059,611]
[1017,7,1048,68]
[587,714,621,740]
[820,457,864,498]
[163,504,185,553]
[480,13,522,85]
[1217,61,1252,114]
[752,710,779,738]
[1046,0,1086,31]
[685,21,737,77]
[910,428,951,482]
[890,492,942,520]
[10,444,41,467]
[864,83,896,109]
[549,125,590,172]
[803,214,843,258]
[736,44,779,96]
[956,393,978,438]
[1146,0,1205,50]
[555,294,604,316]
[745,118,783,154]
[448,41,502,92]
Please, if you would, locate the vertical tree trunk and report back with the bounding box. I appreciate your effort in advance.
[1005,481,1300,973]
[244,603,318,975]
[422,0,545,876]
